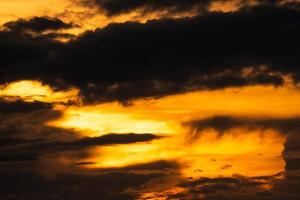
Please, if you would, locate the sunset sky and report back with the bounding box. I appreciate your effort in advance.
[1,0,300,200]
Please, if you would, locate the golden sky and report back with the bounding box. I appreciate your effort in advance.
[1,80,298,179]
[1,1,300,199]
[0,0,245,35]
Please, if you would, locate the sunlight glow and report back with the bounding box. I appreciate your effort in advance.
[0,80,79,103]
[2,80,297,179]
[50,85,300,136]
[84,129,285,178]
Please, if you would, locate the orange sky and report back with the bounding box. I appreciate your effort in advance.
[1,1,300,199]
[0,0,248,36]
[1,80,298,178]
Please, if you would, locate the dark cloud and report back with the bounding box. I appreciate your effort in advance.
[0,99,52,114]
[179,177,240,187]
[0,29,61,77]
[78,0,210,16]
[1,168,299,200]
[2,4,299,103]
[0,123,161,162]
[0,4,300,102]
[0,137,34,148]
[0,99,164,179]
[0,170,162,200]
[68,133,161,147]
[121,160,179,171]
[186,116,300,134]
[94,160,180,171]
[168,173,300,200]
[1,3,300,198]
[39,32,76,40]
[0,108,75,141]
[285,156,300,171]
[52,4,299,103]
[0,133,161,159]
[76,0,300,16]
[0,105,77,162]
[0,152,39,162]
[3,16,76,33]
[1,133,161,150]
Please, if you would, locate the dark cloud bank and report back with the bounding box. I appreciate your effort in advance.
[76,0,295,16]
[1,2,300,103]
[77,0,211,16]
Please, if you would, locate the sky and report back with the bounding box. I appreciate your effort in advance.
[1,0,300,199]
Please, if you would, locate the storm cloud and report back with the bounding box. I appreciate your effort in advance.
[1,4,300,103]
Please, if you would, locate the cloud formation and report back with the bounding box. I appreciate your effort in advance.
[77,0,210,16]
[1,1,300,199]
[76,0,300,16]
[1,3,300,103]
[186,115,300,169]
[3,16,76,33]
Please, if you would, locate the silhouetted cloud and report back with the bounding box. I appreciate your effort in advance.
[0,99,52,114]
[1,4,300,103]
[77,0,210,16]
[93,160,180,171]
[4,16,76,33]
[76,0,300,16]
[0,170,162,200]
[172,173,300,200]
[0,108,74,141]
[68,133,162,147]
[186,116,300,134]
[1,1,300,199]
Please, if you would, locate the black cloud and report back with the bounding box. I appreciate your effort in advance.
[76,0,296,16]
[78,0,210,16]
[5,133,162,156]
[94,160,179,171]
[0,170,162,200]
[0,133,161,163]
[68,133,161,147]
[1,4,300,103]
[173,173,300,200]
[186,116,300,134]
[0,108,74,141]
[3,16,76,33]
[0,99,52,114]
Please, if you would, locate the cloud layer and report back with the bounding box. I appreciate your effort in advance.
[1,3,300,103]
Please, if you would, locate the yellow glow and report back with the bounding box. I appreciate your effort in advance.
[0,80,79,103]
[0,0,70,25]
[49,108,176,136]
[50,85,300,136]
[84,129,285,178]
[3,81,296,179]
[47,85,298,178]
[209,0,241,12]
[181,129,285,177]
